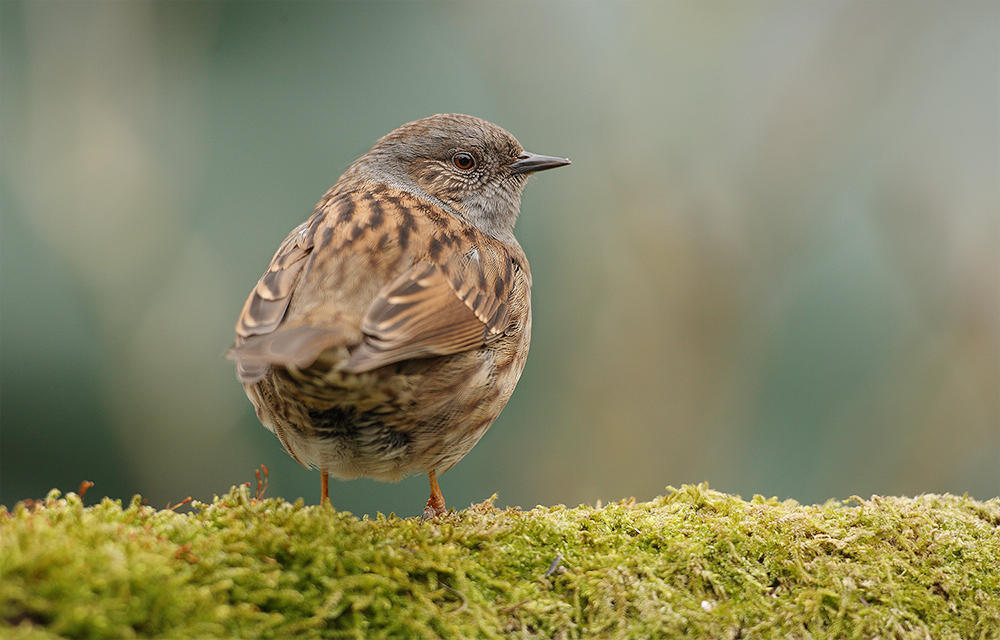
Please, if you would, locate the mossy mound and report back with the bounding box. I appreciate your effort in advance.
[2,483,998,639]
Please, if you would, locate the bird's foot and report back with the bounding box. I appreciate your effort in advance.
[421,469,447,522]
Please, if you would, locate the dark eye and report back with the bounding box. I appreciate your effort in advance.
[452,152,475,171]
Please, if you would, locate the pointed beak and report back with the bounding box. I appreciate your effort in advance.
[510,152,572,175]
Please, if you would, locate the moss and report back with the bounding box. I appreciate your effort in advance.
[2,483,997,639]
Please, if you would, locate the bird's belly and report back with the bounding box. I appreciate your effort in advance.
[248,346,522,482]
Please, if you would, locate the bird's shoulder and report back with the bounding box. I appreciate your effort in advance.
[301,181,529,295]
[315,183,523,259]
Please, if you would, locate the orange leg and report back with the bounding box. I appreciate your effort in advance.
[321,466,330,506]
[421,469,447,521]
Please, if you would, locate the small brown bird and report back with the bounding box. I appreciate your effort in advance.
[227,114,569,519]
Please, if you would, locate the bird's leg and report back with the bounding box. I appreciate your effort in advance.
[321,466,330,506]
[421,469,447,522]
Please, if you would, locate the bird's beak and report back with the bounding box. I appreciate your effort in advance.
[510,152,572,175]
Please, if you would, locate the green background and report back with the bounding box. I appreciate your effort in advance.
[2,1,997,517]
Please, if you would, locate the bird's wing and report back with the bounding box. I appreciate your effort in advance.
[228,187,526,380]
[343,243,518,373]
[227,222,338,383]
[235,222,312,340]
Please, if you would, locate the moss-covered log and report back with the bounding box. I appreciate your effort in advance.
[2,484,997,639]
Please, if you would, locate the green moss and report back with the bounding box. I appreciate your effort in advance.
[2,484,997,639]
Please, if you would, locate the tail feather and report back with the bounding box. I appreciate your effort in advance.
[227,323,359,383]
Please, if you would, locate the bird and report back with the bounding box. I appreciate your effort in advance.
[227,114,569,519]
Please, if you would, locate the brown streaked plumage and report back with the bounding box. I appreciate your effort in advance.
[227,114,569,519]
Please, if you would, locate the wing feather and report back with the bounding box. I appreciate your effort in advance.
[343,245,519,373]
[229,223,319,382]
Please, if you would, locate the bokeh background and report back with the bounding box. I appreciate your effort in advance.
[2,1,997,516]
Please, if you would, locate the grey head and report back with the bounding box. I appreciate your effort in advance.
[345,114,570,243]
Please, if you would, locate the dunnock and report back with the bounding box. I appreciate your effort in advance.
[227,114,569,519]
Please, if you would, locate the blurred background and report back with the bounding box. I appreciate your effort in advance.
[2,1,997,516]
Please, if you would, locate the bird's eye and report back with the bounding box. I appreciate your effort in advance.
[452,152,475,171]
